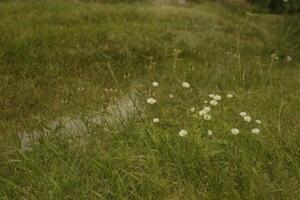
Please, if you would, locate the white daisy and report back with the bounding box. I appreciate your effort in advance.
[210,100,218,106]
[203,106,211,112]
[208,94,215,98]
[204,100,208,104]
[203,114,211,120]
[251,128,260,134]
[207,130,213,136]
[152,82,159,87]
[231,128,239,135]
[213,95,222,101]
[169,94,174,98]
[153,118,159,123]
[244,116,251,122]
[226,93,233,98]
[182,82,190,88]
[190,107,196,112]
[198,110,206,116]
[146,98,157,105]
[240,112,247,117]
[255,120,262,124]
[179,129,188,137]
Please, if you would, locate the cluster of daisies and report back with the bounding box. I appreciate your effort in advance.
[195,94,223,121]
[236,111,262,135]
[146,81,262,137]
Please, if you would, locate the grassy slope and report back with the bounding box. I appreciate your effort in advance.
[0,0,299,199]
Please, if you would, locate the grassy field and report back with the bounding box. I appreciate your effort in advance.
[0,0,299,199]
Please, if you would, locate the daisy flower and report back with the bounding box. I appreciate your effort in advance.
[198,110,206,116]
[244,116,251,122]
[240,112,247,117]
[203,114,211,120]
[213,95,222,101]
[226,93,233,98]
[152,82,159,87]
[203,106,211,112]
[182,82,190,88]
[251,128,260,134]
[146,98,157,105]
[179,129,188,137]
[207,130,213,136]
[208,94,215,98]
[231,128,239,135]
[153,118,159,123]
[169,94,174,98]
[210,100,218,106]
[255,120,262,124]
[190,107,196,112]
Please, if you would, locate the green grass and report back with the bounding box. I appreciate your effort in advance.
[0,0,299,199]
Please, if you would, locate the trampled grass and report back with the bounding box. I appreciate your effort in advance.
[0,0,299,199]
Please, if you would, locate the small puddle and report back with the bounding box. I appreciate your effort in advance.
[19,88,141,152]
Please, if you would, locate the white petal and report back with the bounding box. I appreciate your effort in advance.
[152,82,159,87]
[153,118,159,123]
[182,82,190,88]
[251,128,260,134]
[179,129,188,137]
[231,128,239,135]
[226,94,233,98]
[243,116,251,122]
[207,130,213,136]
[240,112,247,117]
